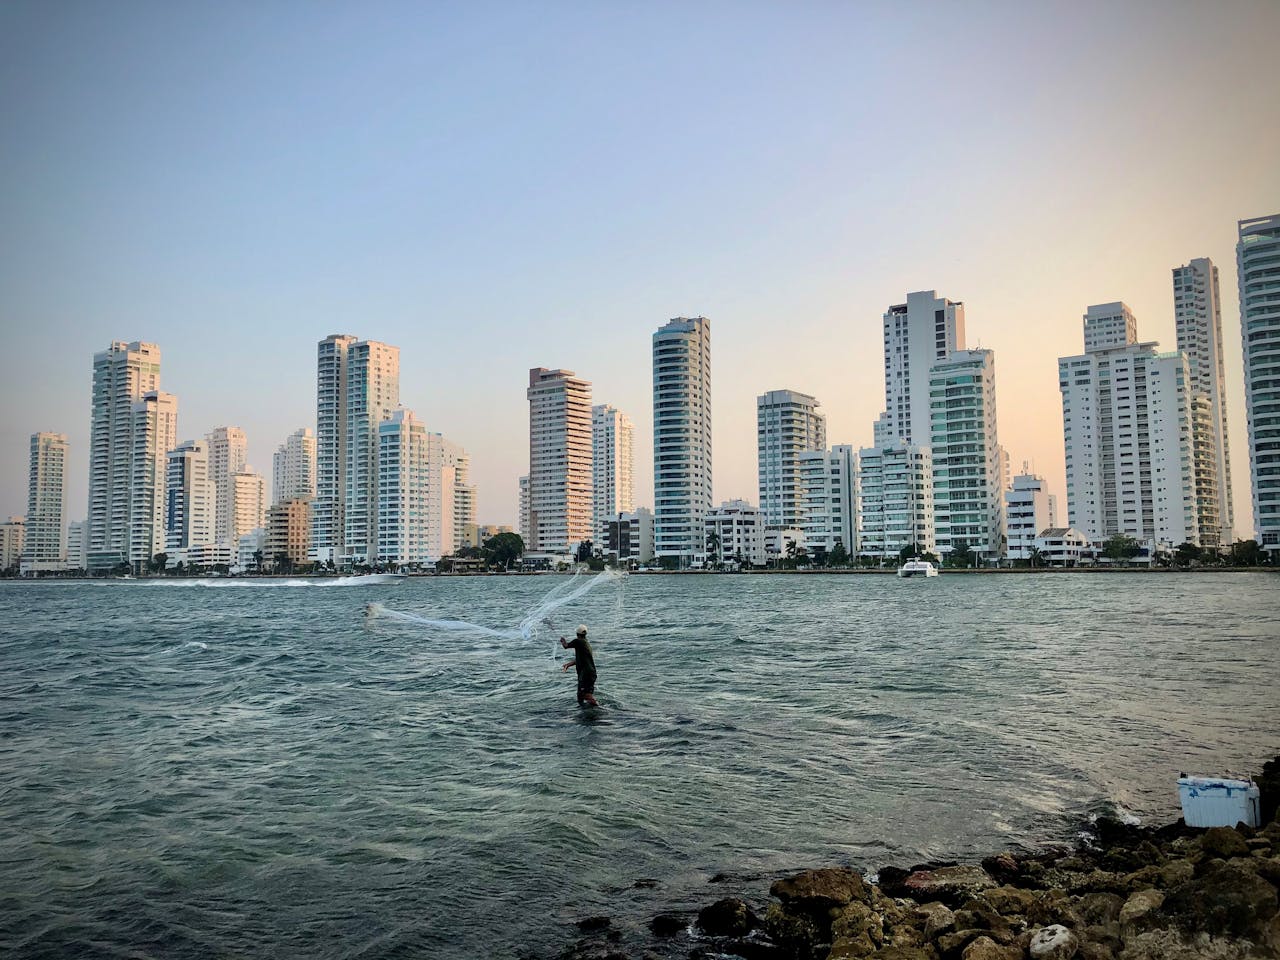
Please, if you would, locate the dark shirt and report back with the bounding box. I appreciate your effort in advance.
[567,636,596,677]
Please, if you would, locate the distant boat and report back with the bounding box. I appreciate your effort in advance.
[897,558,939,578]
[347,573,408,585]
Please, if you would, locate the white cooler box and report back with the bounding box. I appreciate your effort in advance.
[1177,776,1262,828]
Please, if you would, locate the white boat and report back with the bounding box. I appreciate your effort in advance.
[897,558,939,578]
[341,573,408,585]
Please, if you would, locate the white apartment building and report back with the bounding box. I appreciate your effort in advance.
[527,367,592,555]
[128,390,178,568]
[1059,304,1203,546]
[273,427,316,505]
[67,520,87,572]
[22,432,68,573]
[165,439,213,559]
[344,339,401,564]
[1174,257,1234,546]
[798,444,856,559]
[313,334,356,562]
[518,475,530,546]
[231,471,267,547]
[1,517,25,571]
[87,341,163,571]
[591,404,635,546]
[704,499,766,567]
[377,408,430,565]
[857,444,935,559]
[1005,471,1052,561]
[1238,214,1280,553]
[207,426,247,548]
[653,317,713,565]
[605,508,655,565]
[237,528,267,571]
[873,291,965,446]
[447,441,476,557]
[929,349,1005,560]
[757,389,827,529]
[1034,528,1091,566]
[1082,302,1138,353]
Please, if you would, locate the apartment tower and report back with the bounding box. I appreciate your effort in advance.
[207,426,247,547]
[757,389,826,529]
[591,404,635,546]
[273,427,317,505]
[343,339,400,564]
[165,439,213,558]
[653,317,713,565]
[930,349,1005,560]
[313,334,357,563]
[1238,214,1280,553]
[86,341,163,570]
[873,291,965,446]
[21,432,69,573]
[1174,258,1234,547]
[527,368,592,554]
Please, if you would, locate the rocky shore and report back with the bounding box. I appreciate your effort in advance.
[550,758,1280,960]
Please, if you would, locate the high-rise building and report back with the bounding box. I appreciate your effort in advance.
[1238,214,1280,553]
[128,390,178,568]
[207,426,247,547]
[87,341,163,571]
[21,432,68,573]
[267,499,312,569]
[857,444,935,560]
[165,439,213,559]
[313,334,357,563]
[873,291,965,446]
[592,404,635,546]
[67,520,87,572]
[344,340,400,564]
[1174,257,1234,546]
[798,444,857,559]
[930,349,1005,560]
[527,367,592,555]
[518,475,530,546]
[273,427,316,505]
[1,517,25,571]
[757,389,827,529]
[1005,470,1052,561]
[376,410,474,565]
[653,317,713,565]
[231,471,267,547]
[1059,304,1201,546]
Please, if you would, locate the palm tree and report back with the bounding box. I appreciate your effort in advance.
[706,530,721,568]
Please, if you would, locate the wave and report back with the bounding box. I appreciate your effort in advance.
[105,575,408,588]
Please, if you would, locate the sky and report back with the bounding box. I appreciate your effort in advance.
[2,0,1278,533]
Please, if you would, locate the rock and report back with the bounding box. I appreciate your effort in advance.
[981,885,1038,917]
[575,916,611,931]
[877,866,912,898]
[1162,861,1280,938]
[1118,889,1164,926]
[936,928,986,957]
[1200,827,1250,860]
[1246,837,1273,853]
[953,899,1011,935]
[902,866,996,908]
[715,939,788,960]
[762,902,823,958]
[867,948,935,960]
[649,912,684,937]
[770,867,868,911]
[918,903,955,940]
[1029,924,1079,960]
[961,936,1021,960]
[1027,889,1081,929]
[1259,756,1280,826]
[1158,859,1194,889]
[1078,922,1120,952]
[698,897,757,937]
[1074,943,1114,960]
[1262,820,1280,842]
[832,901,883,945]
[982,854,1022,886]
[828,934,880,960]
[1253,856,1280,888]
[1074,892,1124,926]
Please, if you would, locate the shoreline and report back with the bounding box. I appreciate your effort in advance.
[552,758,1280,960]
[4,566,1278,582]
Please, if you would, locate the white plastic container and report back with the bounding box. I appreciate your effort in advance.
[1177,776,1262,828]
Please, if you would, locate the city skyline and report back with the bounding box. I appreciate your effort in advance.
[2,3,1278,533]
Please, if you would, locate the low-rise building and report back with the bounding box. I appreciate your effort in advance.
[705,500,765,567]
[1005,471,1052,561]
[605,508,654,565]
[1034,528,1091,566]
[1,517,26,572]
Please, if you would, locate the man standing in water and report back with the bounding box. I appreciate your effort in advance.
[560,624,599,707]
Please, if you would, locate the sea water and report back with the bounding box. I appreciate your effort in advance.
[1,572,1277,958]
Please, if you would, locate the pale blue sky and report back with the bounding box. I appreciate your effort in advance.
[2,1,1278,532]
